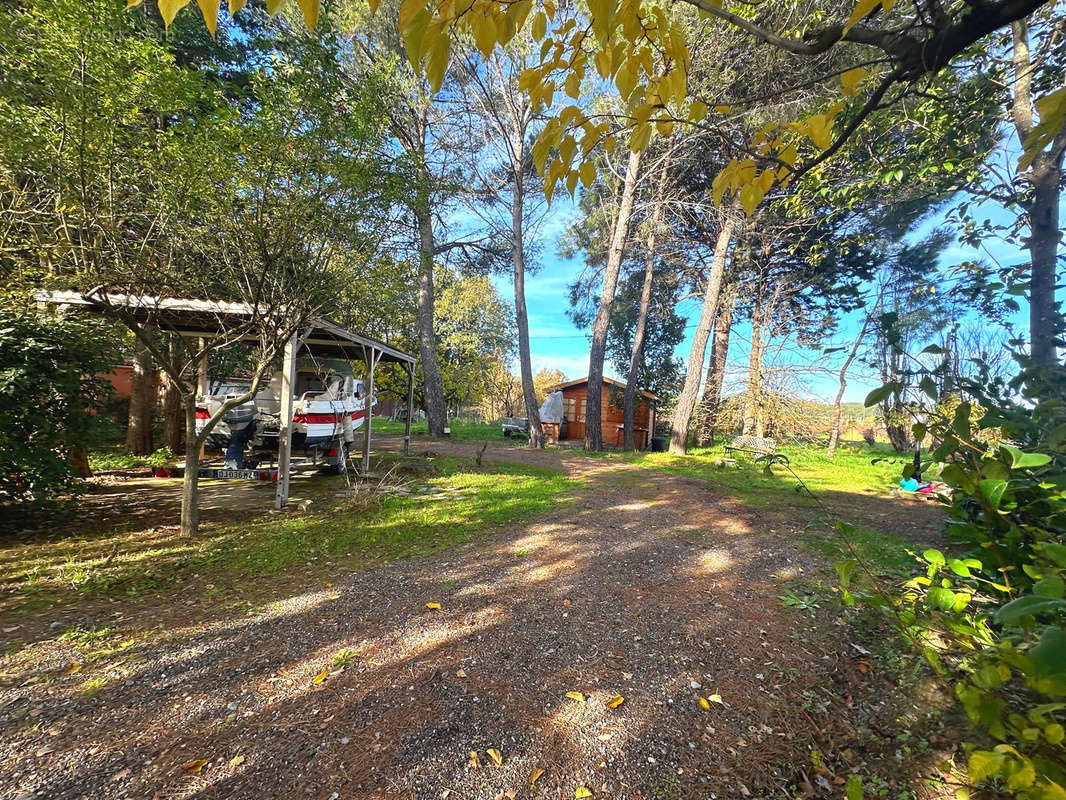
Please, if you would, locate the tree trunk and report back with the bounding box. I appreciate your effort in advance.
[162,333,184,453]
[511,136,544,448]
[623,153,671,450]
[126,335,154,456]
[1011,19,1064,369]
[827,310,873,458]
[415,194,448,437]
[695,286,735,447]
[670,205,739,454]
[743,310,764,438]
[586,148,642,451]
[180,395,201,536]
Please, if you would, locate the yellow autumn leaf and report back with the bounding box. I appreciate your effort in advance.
[566,170,579,196]
[607,695,624,708]
[311,669,328,685]
[840,66,868,96]
[842,0,881,34]
[579,160,596,187]
[125,0,144,8]
[228,0,246,13]
[714,105,731,114]
[1020,85,1066,169]
[180,758,209,774]
[487,747,503,766]
[157,0,192,28]
[576,787,593,798]
[699,696,711,710]
[65,662,82,674]
[594,50,612,79]
[530,767,545,784]
[707,693,724,704]
[688,101,708,122]
[195,0,218,37]
[229,755,245,767]
[265,0,286,15]
[426,602,441,609]
[566,690,586,702]
[532,10,547,40]
[368,0,381,12]
[295,0,319,27]
[468,750,481,769]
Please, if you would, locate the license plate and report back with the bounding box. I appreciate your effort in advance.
[199,469,263,479]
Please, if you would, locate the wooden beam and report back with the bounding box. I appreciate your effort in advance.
[361,347,380,476]
[274,333,299,510]
[404,362,415,456]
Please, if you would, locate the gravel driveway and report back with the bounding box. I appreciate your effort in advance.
[0,442,945,799]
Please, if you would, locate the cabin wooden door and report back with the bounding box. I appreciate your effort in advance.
[564,396,585,441]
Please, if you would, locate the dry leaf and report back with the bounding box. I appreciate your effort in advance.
[468,750,481,769]
[565,691,586,702]
[486,748,503,766]
[426,602,441,610]
[456,668,467,678]
[311,670,328,685]
[506,792,516,799]
[699,697,711,710]
[708,693,724,704]
[575,787,593,798]
[607,695,624,708]
[324,582,332,588]
[530,767,545,784]
[65,662,82,675]
[229,755,245,767]
[180,759,209,774]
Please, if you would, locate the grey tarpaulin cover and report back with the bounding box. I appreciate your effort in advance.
[540,391,563,423]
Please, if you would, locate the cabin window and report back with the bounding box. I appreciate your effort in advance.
[576,398,586,423]
[563,397,576,421]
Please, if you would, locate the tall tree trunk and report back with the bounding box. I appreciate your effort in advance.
[126,335,154,456]
[586,148,642,451]
[623,154,671,450]
[695,286,735,447]
[180,395,201,536]
[162,333,184,453]
[670,204,739,454]
[511,130,544,448]
[743,310,765,438]
[1011,19,1065,369]
[827,309,873,458]
[415,192,448,437]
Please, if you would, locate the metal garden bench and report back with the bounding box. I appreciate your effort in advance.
[723,435,777,459]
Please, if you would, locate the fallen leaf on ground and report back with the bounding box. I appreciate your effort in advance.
[180,759,209,774]
[707,693,724,704]
[426,602,441,610]
[324,582,332,588]
[566,691,586,702]
[311,670,328,685]
[487,748,503,766]
[468,751,480,769]
[575,787,593,798]
[456,668,467,678]
[530,767,545,784]
[229,755,245,767]
[65,662,82,674]
[607,695,624,708]
[699,697,711,710]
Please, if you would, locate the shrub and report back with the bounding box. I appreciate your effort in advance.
[0,303,120,508]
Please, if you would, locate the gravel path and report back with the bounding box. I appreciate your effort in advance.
[0,442,942,799]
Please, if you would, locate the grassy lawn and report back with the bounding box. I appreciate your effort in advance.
[594,441,932,576]
[1,455,575,614]
[373,417,511,442]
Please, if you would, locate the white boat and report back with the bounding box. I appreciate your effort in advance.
[195,359,374,471]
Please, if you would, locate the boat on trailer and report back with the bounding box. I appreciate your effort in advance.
[195,358,374,472]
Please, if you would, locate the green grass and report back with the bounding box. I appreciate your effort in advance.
[88,445,174,472]
[592,441,925,576]
[372,417,510,442]
[2,455,575,610]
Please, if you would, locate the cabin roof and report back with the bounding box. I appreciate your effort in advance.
[35,290,414,365]
[543,375,659,401]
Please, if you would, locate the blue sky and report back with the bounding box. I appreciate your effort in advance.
[491,191,1039,405]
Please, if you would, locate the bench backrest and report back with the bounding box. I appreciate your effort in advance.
[728,435,776,452]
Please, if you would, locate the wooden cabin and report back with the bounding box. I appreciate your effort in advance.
[542,376,658,450]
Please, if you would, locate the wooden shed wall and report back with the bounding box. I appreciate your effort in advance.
[557,382,652,445]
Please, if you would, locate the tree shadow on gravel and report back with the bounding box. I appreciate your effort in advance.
[2,448,954,800]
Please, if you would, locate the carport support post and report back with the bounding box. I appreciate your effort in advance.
[275,333,298,510]
[361,347,379,476]
[197,337,210,459]
[403,362,414,456]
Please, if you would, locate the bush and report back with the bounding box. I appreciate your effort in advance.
[840,363,1066,798]
[0,303,121,507]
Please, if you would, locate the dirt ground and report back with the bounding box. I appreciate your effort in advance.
[0,440,952,800]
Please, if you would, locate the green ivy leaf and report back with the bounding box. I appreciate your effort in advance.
[863,382,898,408]
[997,595,1066,624]
[845,774,863,800]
